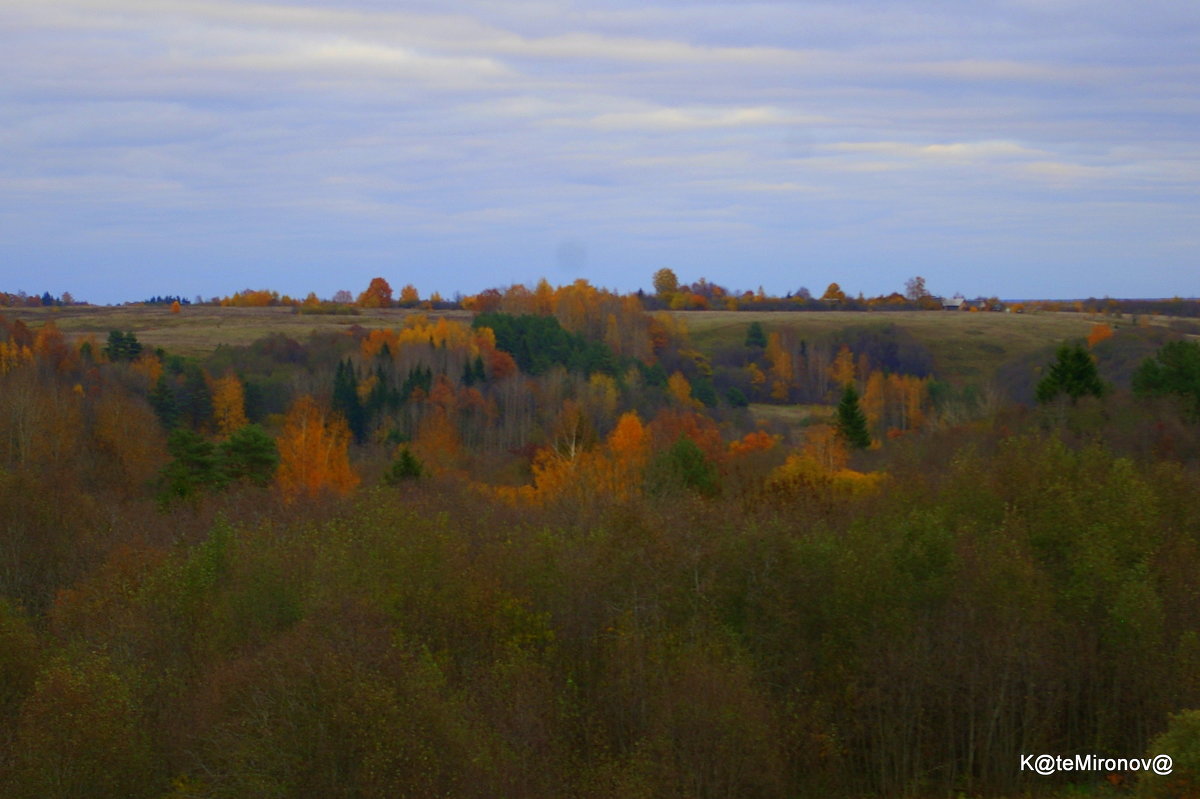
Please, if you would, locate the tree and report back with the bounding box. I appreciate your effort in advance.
[1086,323,1113,349]
[383,446,423,483]
[211,372,248,437]
[1036,343,1106,404]
[357,277,394,308]
[398,284,420,307]
[1133,340,1200,416]
[148,373,178,429]
[276,395,359,501]
[220,424,280,486]
[836,384,871,449]
[332,359,367,443]
[821,283,846,303]
[158,428,226,502]
[647,436,719,496]
[104,330,142,362]
[744,321,767,348]
[652,268,679,296]
[904,276,929,302]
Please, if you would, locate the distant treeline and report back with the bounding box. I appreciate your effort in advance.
[6,274,1198,318]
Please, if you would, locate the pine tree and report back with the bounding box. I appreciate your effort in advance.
[220,424,280,486]
[836,384,871,449]
[383,446,423,484]
[1036,343,1106,404]
[744,321,767,348]
[332,359,366,443]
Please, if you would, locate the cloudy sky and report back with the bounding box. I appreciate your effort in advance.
[2,0,1198,304]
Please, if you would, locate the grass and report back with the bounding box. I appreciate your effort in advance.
[676,309,1110,385]
[748,403,831,433]
[5,305,1138,385]
[8,305,473,358]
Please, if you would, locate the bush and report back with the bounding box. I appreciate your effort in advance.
[1137,710,1200,798]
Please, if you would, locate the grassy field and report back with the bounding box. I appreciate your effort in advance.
[5,304,1133,387]
[676,309,1108,384]
[7,305,473,358]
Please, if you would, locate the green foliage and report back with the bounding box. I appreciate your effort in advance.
[383,446,423,484]
[1134,340,1200,417]
[333,358,367,443]
[725,386,749,407]
[148,373,179,429]
[474,312,618,375]
[158,428,226,503]
[220,424,280,486]
[744,321,767,348]
[691,376,718,407]
[836,384,871,448]
[0,599,40,718]
[647,436,720,496]
[104,329,143,361]
[1037,343,1106,404]
[1137,710,1200,798]
[3,655,157,799]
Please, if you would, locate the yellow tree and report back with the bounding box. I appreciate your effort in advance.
[862,370,886,434]
[821,283,846,303]
[668,371,696,408]
[398,284,419,307]
[765,332,793,401]
[828,344,855,389]
[211,372,248,437]
[1087,323,1114,349]
[276,395,359,501]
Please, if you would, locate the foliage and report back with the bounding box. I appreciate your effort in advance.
[276,395,359,501]
[744,321,767,348]
[384,446,423,483]
[158,427,226,502]
[1037,343,1107,404]
[647,435,719,496]
[836,384,871,449]
[652,267,679,296]
[1137,710,1200,798]
[104,329,143,362]
[1133,340,1200,417]
[474,312,617,375]
[220,424,280,486]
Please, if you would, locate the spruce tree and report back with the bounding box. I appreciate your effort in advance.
[836,384,871,449]
[744,321,767,348]
[1036,343,1105,404]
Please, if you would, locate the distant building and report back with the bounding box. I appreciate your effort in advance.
[942,295,966,311]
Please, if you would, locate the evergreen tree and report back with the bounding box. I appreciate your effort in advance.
[1036,343,1106,404]
[744,321,767,348]
[158,428,226,502]
[836,384,871,449]
[383,446,423,484]
[220,424,280,486]
[177,364,213,430]
[726,386,749,407]
[148,374,179,429]
[104,330,143,362]
[647,436,719,496]
[332,359,367,443]
[1133,340,1200,417]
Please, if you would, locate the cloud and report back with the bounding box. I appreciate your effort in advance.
[2,0,1199,301]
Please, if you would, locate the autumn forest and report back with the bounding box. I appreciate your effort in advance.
[3,276,1200,798]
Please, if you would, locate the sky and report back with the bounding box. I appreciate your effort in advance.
[2,0,1198,305]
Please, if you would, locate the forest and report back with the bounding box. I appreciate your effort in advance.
[2,276,1200,798]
